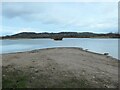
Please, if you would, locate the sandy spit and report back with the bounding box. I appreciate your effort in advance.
[2,47,118,88]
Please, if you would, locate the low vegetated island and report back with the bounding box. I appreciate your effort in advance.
[1,32,120,40]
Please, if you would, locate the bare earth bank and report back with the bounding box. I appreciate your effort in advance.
[2,47,118,88]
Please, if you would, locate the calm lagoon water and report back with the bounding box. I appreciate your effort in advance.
[1,38,119,59]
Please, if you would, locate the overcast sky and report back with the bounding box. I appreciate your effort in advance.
[1,2,118,36]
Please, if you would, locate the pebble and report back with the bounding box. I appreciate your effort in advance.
[35,69,38,73]
[93,76,95,79]
[102,72,105,74]
[3,75,5,77]
[52,67,55,70]
[32,77,35,79]
[85,49,88,51]
[82,72,85,75]
[29,66,34,68]
[32,60,35,62]
[29,80,32,83]
[95,81,98,84]
[64,74,67,77]
[104,84,109,88]
[104,53,109,56]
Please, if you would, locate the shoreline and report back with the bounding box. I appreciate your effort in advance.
[27,47,119,60]
[1,37,120,40]
[1,47,119,60]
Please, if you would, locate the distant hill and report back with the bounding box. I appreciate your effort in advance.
[1,32,120,39]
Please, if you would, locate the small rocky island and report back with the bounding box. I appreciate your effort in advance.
[52,37,63,41]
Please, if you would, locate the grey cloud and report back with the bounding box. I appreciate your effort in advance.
[2,2,44,18]
[2,2,61,25]
[3,8,33,18]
